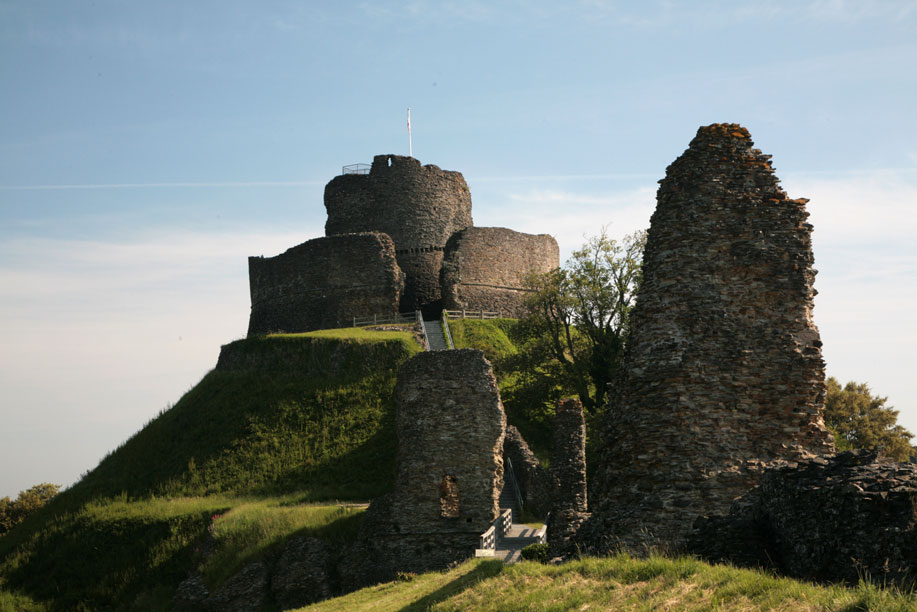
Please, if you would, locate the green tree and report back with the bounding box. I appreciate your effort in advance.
[0,482,60,536]
[517,229,646,415]
[824,377,914,462]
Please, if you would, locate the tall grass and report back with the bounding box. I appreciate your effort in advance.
[302,554,917,612]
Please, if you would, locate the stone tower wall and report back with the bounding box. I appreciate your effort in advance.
[551,398,587,514]
[389,349,505,533]
[441,227,559,317]
[341,350,506,585]
[586,124,834,551]
[247,232,403,336]
[324,154,473,310]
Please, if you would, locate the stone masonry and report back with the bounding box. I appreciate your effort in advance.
[441,227,559,318]
[247,232,403,335]
[583,123,835,552]
[342,349,506,587]
[502,425,552,519]
[549,398,590,551]
[690,451,917,587]
[246,154,558,335]
[325,154,474,311]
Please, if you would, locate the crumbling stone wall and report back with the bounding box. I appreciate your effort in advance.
[690,451,917,586]
[342,349,506,586]
[246,232,403,336]
[324,155,473,310]
[551,399,587,514]
[584,124,834,552]
[549,399,590,551]
[503,425,552,518]
[441,227,558,317]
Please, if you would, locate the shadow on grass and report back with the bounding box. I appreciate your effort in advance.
[397,560,505,612]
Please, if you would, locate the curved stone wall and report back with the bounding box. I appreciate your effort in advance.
[586,124,835,551]
[247,232,403,336]
[324,155,473,310]
[440,227,558,317]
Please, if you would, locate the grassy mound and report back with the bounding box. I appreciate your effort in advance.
[0,327,417,610]
[0,496,364,611]
[447,318,559,459]
[300,555,917,612]
[73,328,420,502]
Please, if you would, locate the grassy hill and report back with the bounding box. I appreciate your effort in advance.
[0,328,417,610]
[4,322,915,611]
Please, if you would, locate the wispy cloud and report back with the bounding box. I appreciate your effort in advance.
[0,227,313,497]
[0,181,323,191]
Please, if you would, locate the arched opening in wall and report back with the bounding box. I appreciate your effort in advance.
[439,474,460,518]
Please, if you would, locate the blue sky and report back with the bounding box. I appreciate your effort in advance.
[1,1,916,498]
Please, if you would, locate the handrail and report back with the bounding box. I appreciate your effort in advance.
[498,508,513,538]
[443,309,501,320]
[534,512,550,544]
[342,163,370,175]
[352,312,415,327]
[441,311,455,349]
[478,524,496,550]
[416,310,430,351]
[505,457,525,513]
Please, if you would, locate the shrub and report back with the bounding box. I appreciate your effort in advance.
[520,542,550,563]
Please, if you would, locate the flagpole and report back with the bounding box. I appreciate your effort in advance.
[407,108,413,158]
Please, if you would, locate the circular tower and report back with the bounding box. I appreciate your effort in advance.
[324,154,473,313]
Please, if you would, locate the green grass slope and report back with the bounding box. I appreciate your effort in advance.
[73,328,420,502]
[0,496,364,611]
[0,328,417,611]
[301,555,917,612]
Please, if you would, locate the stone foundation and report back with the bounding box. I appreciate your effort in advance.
[690,451,917,586]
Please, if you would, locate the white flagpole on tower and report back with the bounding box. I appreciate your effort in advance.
[407,108,413,158]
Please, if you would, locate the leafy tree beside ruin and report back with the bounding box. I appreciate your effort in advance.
[515,229,646,415]
[824,377,915,462]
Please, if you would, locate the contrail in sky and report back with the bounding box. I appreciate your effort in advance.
[0,181,324,191]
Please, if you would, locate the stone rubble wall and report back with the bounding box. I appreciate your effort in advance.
[503,425,553,518]
[584,123,834,552]
[548,399,590,552]
[246,232,403,336]
[441,227,559,318]
[551,399,587,514]
[324,154,473,310]
[342,349,506,586]
[689,451,917,586]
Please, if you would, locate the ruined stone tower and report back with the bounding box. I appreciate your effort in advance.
[246,154,557,335]
[324,154,473,313]
[585,124,835,550]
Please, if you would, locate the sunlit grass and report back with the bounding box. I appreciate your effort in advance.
[300,554,917,612]
[200,499,364,588]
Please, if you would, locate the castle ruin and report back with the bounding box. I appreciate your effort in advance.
[247,155,558,335]
[584,124,835,551]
